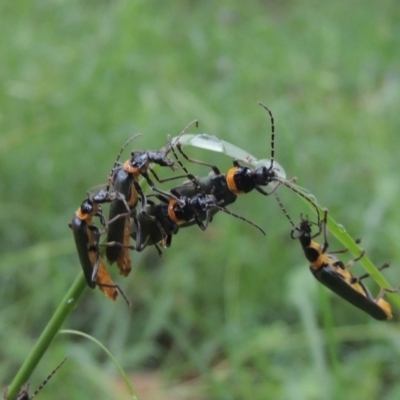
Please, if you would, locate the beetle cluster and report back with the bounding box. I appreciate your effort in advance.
[70,103,397,320]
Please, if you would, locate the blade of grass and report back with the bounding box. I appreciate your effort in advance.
[60,330,138,400]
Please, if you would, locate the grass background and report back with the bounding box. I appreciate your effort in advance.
[1,0,400,399]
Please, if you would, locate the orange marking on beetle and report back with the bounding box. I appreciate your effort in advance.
[76,203,100,221]
[77,208,91,221]
[96,259,118,301]
[308,241,331,270]
[226,167,244,195]
[377,299,393,319]
[123,160,140,177]
[116,219,132,277]
[168,199,185,225]
[128,185,139,207]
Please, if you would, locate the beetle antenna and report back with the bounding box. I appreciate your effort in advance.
[258,102,275,172]
[165,119,199,155]
[274,177,321,224]
[274,193,295,228]
[29,357,67,399]
[215,205,266,236]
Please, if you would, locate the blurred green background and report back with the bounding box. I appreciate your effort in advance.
[2,0,400,399]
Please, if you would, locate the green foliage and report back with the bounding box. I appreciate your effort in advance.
[2,0,400,399]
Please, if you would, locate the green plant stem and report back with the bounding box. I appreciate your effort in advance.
[6,272,87,400]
